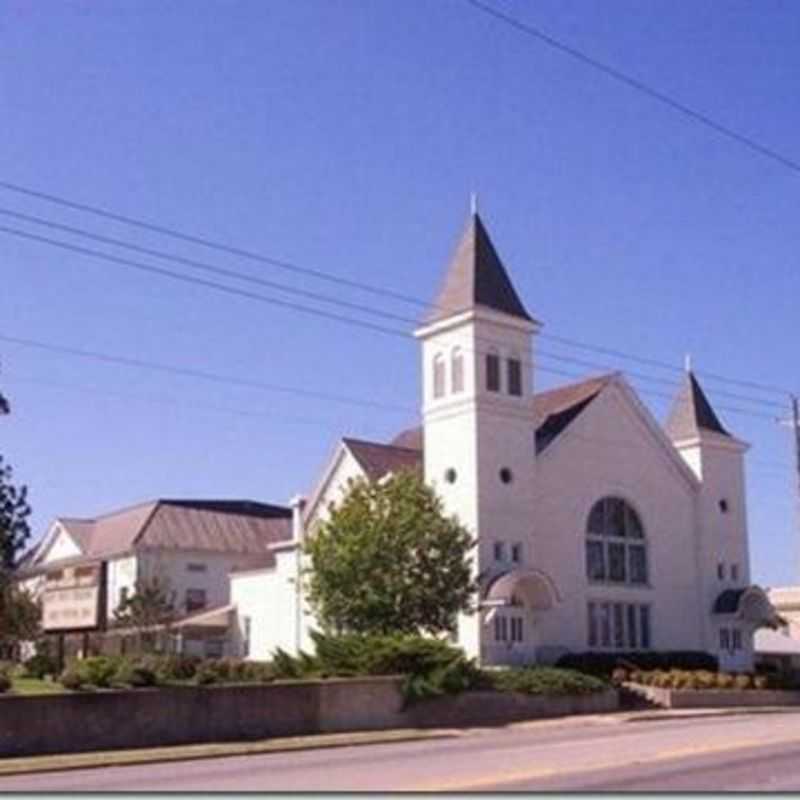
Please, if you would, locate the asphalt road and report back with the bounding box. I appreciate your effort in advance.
[4,710,800,792]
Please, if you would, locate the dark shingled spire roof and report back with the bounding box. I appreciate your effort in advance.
[665,370,731,440]
[424,212,533,324]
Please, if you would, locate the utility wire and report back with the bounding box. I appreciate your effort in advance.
[0,178,793,397]
[0,333,415,415]
[2,222,787,421]
[464,0,800,175]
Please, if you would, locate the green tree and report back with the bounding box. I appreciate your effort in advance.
[304,469,476,636]
[0,456,32,573]
[0,584,40,659]
[113,575,177,653]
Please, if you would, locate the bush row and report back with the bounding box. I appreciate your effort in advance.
[0,662,11,694]
[556,651,719,676]
[616,667,800,691]
[478,667,608,696]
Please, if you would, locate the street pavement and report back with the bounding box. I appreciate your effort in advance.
[3,709,800,792]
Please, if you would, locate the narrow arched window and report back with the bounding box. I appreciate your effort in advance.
[451,347,464,394]
[486,349,500,392]
[433,353,445,399]
[585,497,647,586]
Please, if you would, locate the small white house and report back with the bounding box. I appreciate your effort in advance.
[236,210,779,671]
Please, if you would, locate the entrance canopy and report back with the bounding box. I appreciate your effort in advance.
[713,586,782,629]
[482,569,560,611]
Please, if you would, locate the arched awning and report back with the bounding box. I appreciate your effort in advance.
[713,586,782,629]
[482,569,561,611]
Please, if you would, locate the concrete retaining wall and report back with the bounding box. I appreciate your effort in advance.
[627,682,800,709]
[0,681,619,758]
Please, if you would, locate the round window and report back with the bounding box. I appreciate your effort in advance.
[499,467,513,484]
[444,468,457,484]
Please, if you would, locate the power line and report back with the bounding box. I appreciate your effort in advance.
[0,333,415,415]
[0,180,431,310]
[0,225,411,341]
[2,221,787,422]
[464,0,800,175]
[0,207,416,326]
[0,178,793,398]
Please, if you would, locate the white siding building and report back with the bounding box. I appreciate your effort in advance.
[239,210,778,671]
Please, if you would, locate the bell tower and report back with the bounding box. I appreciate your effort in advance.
[414,209,540,660]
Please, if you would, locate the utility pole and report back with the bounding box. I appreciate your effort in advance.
[779,395,800,581]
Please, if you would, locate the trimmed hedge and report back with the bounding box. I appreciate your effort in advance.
[557,651,718,676]
[480,667,608,696]
[622,668,796,690]
[0,663,11,694]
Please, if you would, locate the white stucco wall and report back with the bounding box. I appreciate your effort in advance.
[40,526,82,564]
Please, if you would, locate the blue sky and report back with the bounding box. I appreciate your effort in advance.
[1,0,798,586]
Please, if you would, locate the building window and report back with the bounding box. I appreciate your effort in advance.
[719,499,729,514]
[451,348,464,394]
[510,616,524,642]
[732,628,742,651]
[205,638,224,659]
[242,615,252,658]
[187,562,207,573]
[185,588,207,613]
[493,541,506,562]
[731,563,739,582]
[719,628,730,651]
[507,357,522,396]
[718,562,725,581]
[586,497,647,585]
[486,351,500,392]
[494,614,508,642]
[588,602,598,647]
[433,353,445,399]
[511,542,522,564]
[499,467,513,485]
[444,468,457,484]
[588,602,651,650]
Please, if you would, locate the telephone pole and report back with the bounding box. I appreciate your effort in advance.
[778,395,800,580]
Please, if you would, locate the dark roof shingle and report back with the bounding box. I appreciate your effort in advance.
[664,371,730,440]
[424,213,533,324]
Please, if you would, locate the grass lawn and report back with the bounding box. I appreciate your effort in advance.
[10,678,67,696]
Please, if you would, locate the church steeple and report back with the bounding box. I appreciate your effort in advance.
[424,211,533,325]
[665,369,731,441]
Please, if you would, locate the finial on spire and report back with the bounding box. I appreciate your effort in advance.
[684,353,692,373]
[470,191,478,216]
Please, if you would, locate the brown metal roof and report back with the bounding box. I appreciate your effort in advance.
[424,212,533,324]
[22,499,292,576]
[664,370,731,440]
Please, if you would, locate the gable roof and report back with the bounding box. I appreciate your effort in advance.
[342,438,423,482]
[424,212,533,324]
[664,370,731,440]
[22,499,292,576]
[368,375,613,466]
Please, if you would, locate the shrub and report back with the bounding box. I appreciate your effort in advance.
[486,667,607,696]
[715,672,735,689]
[23,653,58,680]
[114,662,157,688]
[0,664,11,694]
[611,667,628,684]
[556,651,718,677]
[75,656,119,688]
[59,668,85,690]
[733,674,752,690]
[194,662,219,685]
[754,675,768,690]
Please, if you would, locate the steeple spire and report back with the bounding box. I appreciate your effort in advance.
[424,210,533,325]
[665,368,731,440]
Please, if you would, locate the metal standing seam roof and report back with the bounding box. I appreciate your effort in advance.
[424,212,534,324]
[22,499,293,576]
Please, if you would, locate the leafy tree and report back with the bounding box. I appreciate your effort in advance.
[304,469,476,636]
[0,583,40,660]
[0,456,32,573]
[113,575,177,653]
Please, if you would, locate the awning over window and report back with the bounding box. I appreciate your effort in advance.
[482,569,560,611]
[713,586,782,629]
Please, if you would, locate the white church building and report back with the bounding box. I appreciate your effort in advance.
[232,210,779,672]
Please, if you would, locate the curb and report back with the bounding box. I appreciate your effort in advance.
[623,706,800,723]
[0,728,462,778]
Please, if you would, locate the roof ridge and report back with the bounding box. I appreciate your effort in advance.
[343,436,420,453]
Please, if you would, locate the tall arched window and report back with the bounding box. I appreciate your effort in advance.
[585,497,647,585]
[433,353,445,399]
[507,351,522,396]
[451,347,464,394]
